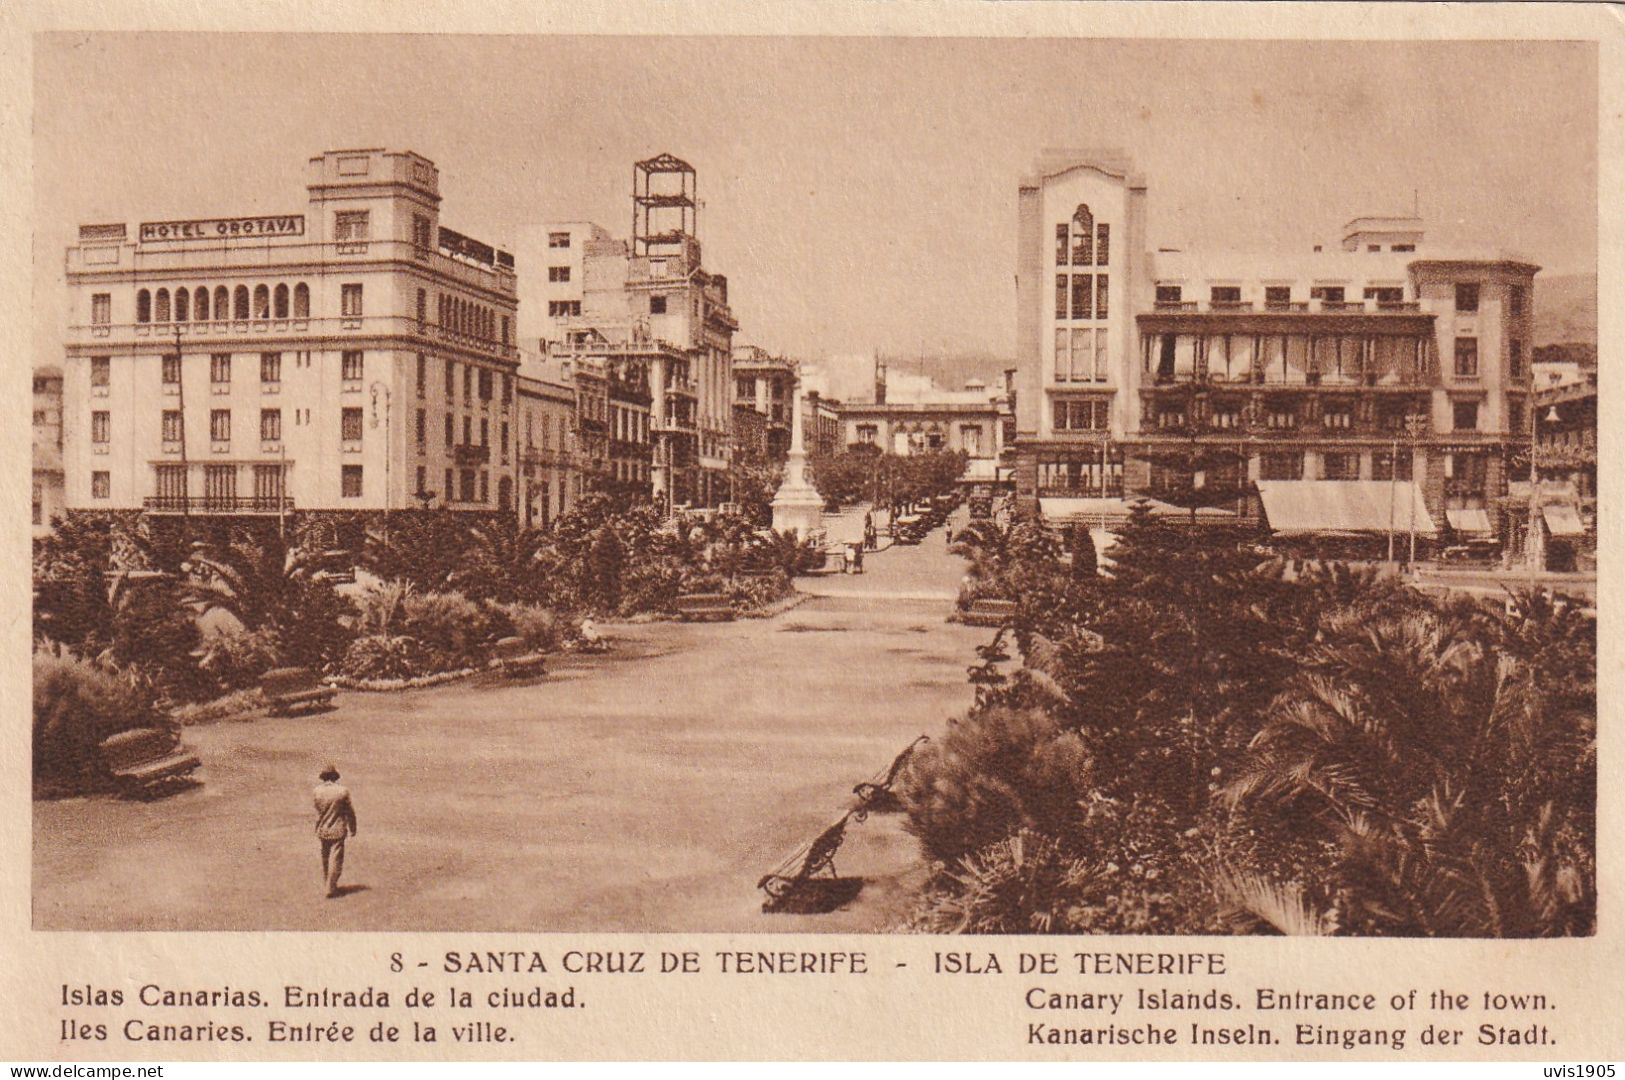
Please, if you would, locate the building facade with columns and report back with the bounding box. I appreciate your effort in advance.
[60,148,522,526]
[1013,149,1537,539]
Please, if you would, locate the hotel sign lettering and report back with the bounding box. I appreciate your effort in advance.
[138,215,305,243]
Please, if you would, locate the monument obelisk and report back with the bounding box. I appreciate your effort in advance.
[771,381,824,539]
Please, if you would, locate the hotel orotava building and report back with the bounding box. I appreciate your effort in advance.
[61,148,526,531]
[1013,149,1538,547]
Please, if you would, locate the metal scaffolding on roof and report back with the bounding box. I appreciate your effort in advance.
[633,153,697,255]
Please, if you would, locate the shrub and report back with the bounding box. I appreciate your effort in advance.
[398,590,502,669]
[912,831,1095,934]
[726,569,793,611]
[34,650,160,793]
[899,705,1094,867]
[619,561,685,616]
[106,579,208,703]
[340,634,433,680]
[194,625,280,692]
[494,603,564,652]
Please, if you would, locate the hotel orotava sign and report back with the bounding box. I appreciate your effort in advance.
[137,215,305,243]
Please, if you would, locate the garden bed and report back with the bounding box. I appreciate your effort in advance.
[324,668,479,693]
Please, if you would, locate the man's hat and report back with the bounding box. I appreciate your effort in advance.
[319,764,340,781]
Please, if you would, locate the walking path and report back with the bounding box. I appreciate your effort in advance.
[33,510,982,932]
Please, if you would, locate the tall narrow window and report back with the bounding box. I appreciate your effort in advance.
[210,409,231,442]
[1454,337,1479,378]
[273,283,289,319]
[445,413,454,446]
[162,354,181,385]
[342,351,364,381]
[1054,275,1067,320]
[253,284,270,319]
[341,465,363,498]
[1070,204,1094,265]
[1055,224,1068,266]
[211,353,231,384]
[91,472,110,499]
[1509,285,1525,318]
[136,289,151,323]
[260,408,281,442]
[342,407,363,442]
[416,354,427,397]
[413,214,432,250]
[1509,338,1524,380]
[341,284,363,317]
[417,288,427,327]
[1455,283,1479,312]
[293,282,310,318]
[1095,275,1109,319]
[162,410,182,442]
[1071,275,1092,321]
[233,286,249,320]
[194,287,209,321]
[416,408,427,449]
[446,360,456,398]
[89,292,110,325]
[155,289,171,323]
[91,411,109,443]
[1096,223,1110,266]
[260,352,281,383]
[174,289,189,322]
[90,356,110,387]
[214,286,229,320]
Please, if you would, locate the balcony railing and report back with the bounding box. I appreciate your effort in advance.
[69,314,518,361]
[1144,299,1424,316]
[143,495,293,514]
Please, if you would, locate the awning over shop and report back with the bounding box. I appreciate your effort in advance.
[1256,481,1437,537]
[1446,508,1492,535]
[1542,504,1586,537]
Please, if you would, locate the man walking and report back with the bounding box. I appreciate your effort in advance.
[313,765,358,898]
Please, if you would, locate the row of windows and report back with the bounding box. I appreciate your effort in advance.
[1154,284,1408,307]
[548,300,582,318]
[1145,333,1434,385]
[133,283,325,324]
[419,353,512,405]
[433,292,507,343]
[1054,274,1109,321]
[1052,398,1110,431]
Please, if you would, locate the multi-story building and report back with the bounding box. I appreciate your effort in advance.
[838,361,1007,474]
[517,154,739,510]
[1530,370,1595,567]
[1013,149,1537,541]
[805,391,843,459]
[33,365,65,536]
[732,345,795,457]
[61,148,521,533]
[514,362,577,529]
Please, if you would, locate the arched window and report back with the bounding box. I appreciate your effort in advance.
[136,289,151,323]
[293,282,310,318]
[234,285,249,320]
[194,287,209,321]
[1071,205,1094,266]
[253,284,270,319]
[155,288,171,323]
[497,476,513,512]
[174,288,189,322]
[215,286,229,320]
[274,283,289,319]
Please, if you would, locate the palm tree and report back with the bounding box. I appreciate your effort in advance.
[1225,602,1594,936]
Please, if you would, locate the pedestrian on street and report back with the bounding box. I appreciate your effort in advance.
[851,542,864,574]
[313,764,358,899]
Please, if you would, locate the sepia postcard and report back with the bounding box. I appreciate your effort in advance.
[1,0,1620,1063]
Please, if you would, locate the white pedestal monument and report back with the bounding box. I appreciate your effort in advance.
[771,384,824,539]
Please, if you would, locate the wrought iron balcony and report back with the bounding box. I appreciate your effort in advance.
[143,495,294,514]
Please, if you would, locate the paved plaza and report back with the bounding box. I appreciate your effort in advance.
[33,512,985,932]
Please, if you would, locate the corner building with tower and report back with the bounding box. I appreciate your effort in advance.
[61,148,522,529]
[1013,149,1537,548]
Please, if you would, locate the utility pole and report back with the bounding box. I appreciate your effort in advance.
[1406,412,1427,570]
[175,326,189,520]
[1386,430,1398,565]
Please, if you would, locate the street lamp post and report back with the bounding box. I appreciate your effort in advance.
[370,381,391,547]
[1405,412,1428,571]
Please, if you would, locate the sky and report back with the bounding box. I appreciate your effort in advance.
[32,34,1597,369]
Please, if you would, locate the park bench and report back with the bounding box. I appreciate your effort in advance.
[491,636,547,679]
[852,735,929,819]
[960,598,1017,627]
[259,667,337,716]
[676,593,735,622]
[98,726,199,797]
[757,812,855,914]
